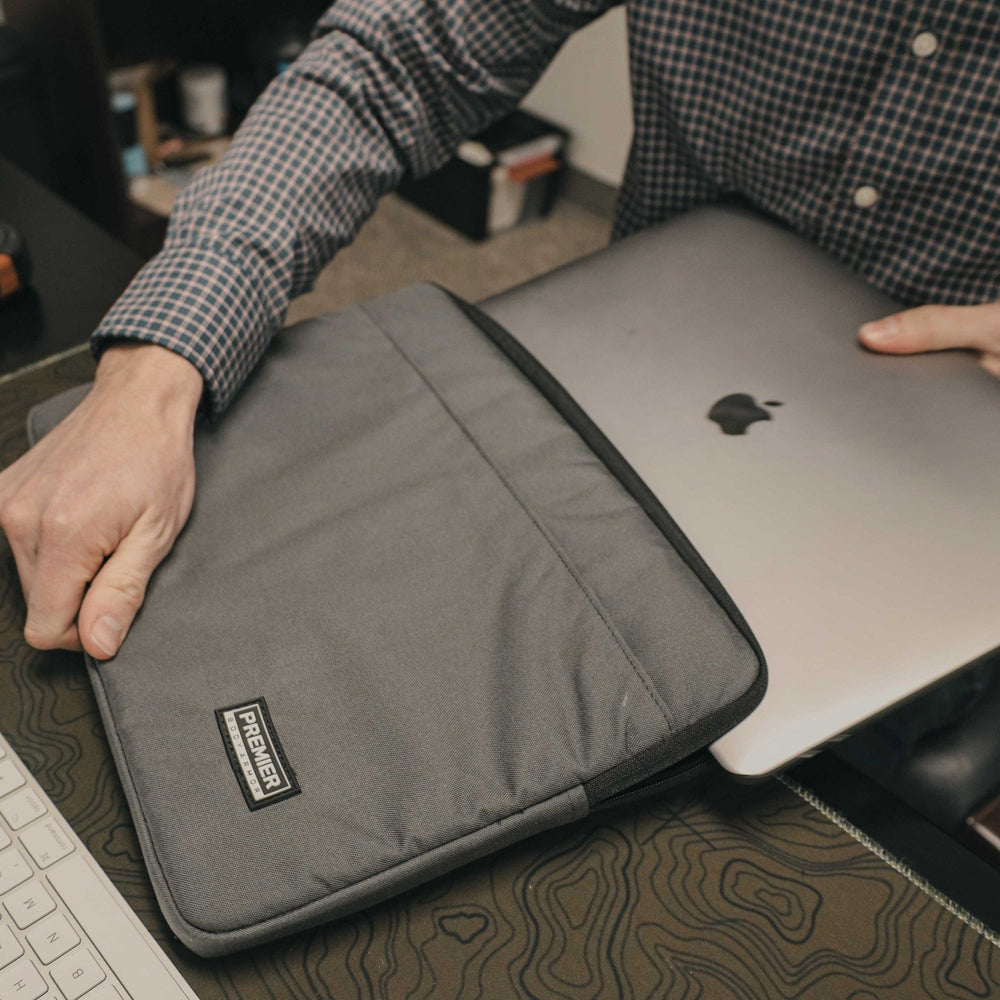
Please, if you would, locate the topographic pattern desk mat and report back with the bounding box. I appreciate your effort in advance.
[0,350,998,999]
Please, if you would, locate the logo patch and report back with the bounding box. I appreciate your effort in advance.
[216,698,300,810]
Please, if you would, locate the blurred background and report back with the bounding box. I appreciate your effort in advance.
[0,0,630,294]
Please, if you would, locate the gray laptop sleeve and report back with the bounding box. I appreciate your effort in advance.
[28,283,765,957]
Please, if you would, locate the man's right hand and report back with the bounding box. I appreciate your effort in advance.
[0,342,203,659]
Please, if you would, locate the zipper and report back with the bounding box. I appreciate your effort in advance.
[592,751,717,811]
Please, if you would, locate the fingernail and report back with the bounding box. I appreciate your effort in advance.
[860,316,900,345]
[91,615,123,657]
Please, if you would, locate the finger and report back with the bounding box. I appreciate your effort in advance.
[0,495,39,600]
[77,529,170,660]
[22,512,106,651]
[859,302,1000,355]
[980,353,1000,379]
[25,621,82,652]
[0,446,66,593]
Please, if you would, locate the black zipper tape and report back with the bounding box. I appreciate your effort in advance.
[591,750,719,812]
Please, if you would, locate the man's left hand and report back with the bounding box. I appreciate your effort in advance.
[859,303,1000,377]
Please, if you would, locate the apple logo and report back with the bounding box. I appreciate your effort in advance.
[708,394,782,435]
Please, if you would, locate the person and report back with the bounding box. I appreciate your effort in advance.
[1,0,1000,662]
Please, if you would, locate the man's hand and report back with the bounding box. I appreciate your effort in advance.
[859,302,1000,377]
[0,343,203,659]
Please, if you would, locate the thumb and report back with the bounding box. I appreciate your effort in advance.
[859,302,1000,355]
[77,531,167,660]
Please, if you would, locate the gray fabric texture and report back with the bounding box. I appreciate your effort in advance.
[28,283,762,956]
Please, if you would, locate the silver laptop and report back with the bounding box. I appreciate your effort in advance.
[481,205,1000,778]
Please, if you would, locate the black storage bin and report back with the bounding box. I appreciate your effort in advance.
[398,110,569,240]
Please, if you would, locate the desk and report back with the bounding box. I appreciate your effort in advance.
[0,178,998,996]
[0,357,996,997]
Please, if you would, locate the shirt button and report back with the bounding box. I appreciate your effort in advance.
[911,31,939,58]
[853,185,879,209]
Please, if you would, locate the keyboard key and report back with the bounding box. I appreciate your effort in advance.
[18,819,73,869]
[51,948,106,999]
[0,791,45,832]
[0,763,25,800]
[0,927,23,971]
[26,913,78,965]
[0,830,9,852]
[49,855,197,999]
[0,851,31,894]
[3,882,55,930]
[79,986,125,1000]
[0,958,47,999]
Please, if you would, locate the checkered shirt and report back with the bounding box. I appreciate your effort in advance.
[94,0,1000,413]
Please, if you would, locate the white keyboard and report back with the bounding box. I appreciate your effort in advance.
[0,733,199,999]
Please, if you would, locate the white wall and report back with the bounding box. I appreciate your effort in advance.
[522,7,631,187]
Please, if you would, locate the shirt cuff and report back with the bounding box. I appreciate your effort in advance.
[91,239,283,415]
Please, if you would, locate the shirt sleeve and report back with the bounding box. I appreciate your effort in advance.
[92,0,620,413]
